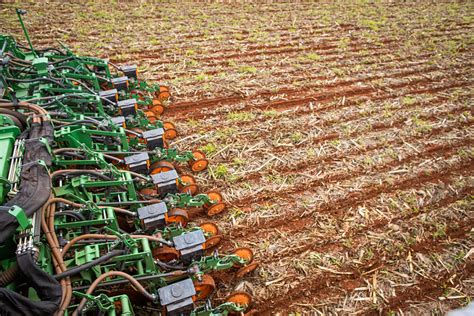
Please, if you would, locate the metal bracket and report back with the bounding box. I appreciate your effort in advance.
[72,291,114,312]
[8,205,30,230]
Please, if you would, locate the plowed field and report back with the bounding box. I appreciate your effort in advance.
[1,2,473,314]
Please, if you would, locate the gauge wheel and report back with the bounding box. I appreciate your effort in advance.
[150,161,175,175]
[166,208,189,227]
[193,274,216,301]
[153,246,179,262]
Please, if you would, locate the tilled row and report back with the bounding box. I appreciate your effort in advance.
[256,204,474,313]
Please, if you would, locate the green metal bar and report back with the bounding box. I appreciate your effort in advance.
[15,9,37,57]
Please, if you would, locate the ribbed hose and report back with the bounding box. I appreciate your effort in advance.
[0,264,19,287]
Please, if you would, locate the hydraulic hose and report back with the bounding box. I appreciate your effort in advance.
[0,264,19,287]
[125,170,149,181]
[51,169,113,181]
[4,53,31,64]
[54,148,122,162]
[73,271,156,316]
[124,129,142,137]
[54,211,89,234]
[41,197,132,314]
[0,101,49,117]
[0,112,24,130]
[155,260,186,271]
[54,249,126,280]
[41,198,75,315]
[3,77,67,88]
[98,199,163,207]
[0,107,28,128]
[61,234,172,257]
[51,120,99,128]
[67,78,95,94]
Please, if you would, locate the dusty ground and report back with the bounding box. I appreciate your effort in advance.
[1,1,473,315]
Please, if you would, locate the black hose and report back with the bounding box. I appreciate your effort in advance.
[15,43,63,55]
[47,111,68,118]
[40,48,65,55]
[67,78,96,94]
[4,53,31,65]
[54,210,86,221]
[53,65,78,72]
[155,260,186,271]
[71,270,185,292]
[49,56,75,65]
[54,249,125,280]
[3,77,66,88]
[108,61,120,70]
[52,170,112,181]
[8,67,37,75]
[55,211,90,234]
[54,151,87,159]
[53,120,99,129]
[31,95,72,107]
[98,200,160,206]
[95,75,111,83]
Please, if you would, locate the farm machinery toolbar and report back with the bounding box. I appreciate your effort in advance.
[0,9,257,316]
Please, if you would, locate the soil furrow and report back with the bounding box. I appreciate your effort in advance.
[228,154,474,239]
[232,103,472,186]
[174,65,466,138]
[254,217,474,313]
[256,184,473,265]
[167,67,472,118]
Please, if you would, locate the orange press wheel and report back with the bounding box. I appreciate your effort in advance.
[179,175,199,195]
[203,235,222,250]
[156,86,171,101]
[206,203,226,216]
[233,247,254,266]
[150,99,165,115]
[192,150,206,160]
[193,274,216,301]
[152,246,180,262]
[150,161,175,175]
[190,159,208,172]
[150,105,165,116]
[189,150,208,172]
[206,191,223,204]
[205,191,225,216]
[164,128,178,140]
[226,292,252,308]
[236,262,259,278]
[163,121,178,140]
[199,222,219,236]
[166,208,189,227]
